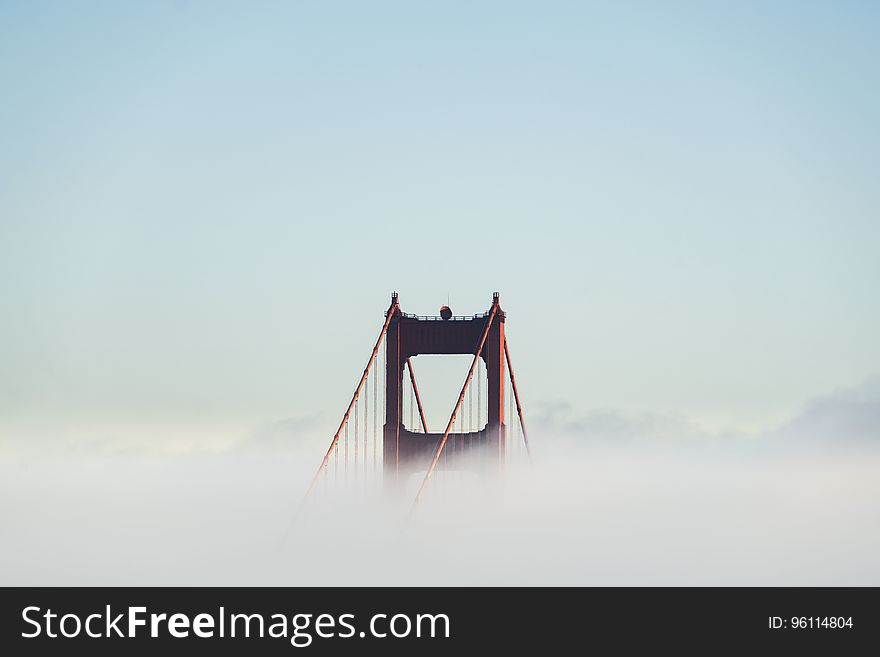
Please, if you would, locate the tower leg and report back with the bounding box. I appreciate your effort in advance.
[485,310,506,468]
[384,313,402,491]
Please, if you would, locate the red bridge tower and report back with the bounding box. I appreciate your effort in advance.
[303,292,529,510]
[384,292,507,483]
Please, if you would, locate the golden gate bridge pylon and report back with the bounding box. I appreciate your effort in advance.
[302,292,530,511]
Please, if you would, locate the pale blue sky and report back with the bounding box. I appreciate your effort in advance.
[1,1,878,450]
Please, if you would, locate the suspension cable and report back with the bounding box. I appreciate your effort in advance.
[407,357,429,433]
[299,297,397,506]
[504,338,531,457]
[409,301,499,513]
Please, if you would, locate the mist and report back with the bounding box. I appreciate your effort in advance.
[2,401,878,586]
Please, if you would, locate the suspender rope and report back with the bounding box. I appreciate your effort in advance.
[300,297,398,505]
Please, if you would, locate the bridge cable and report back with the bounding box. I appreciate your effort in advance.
[409,300,499,515]
[361,375,366,479]
[409,368,414,430]
[468,374,473,432]
[299,297,397,507]
[354,398,359,479]
[371,365,375,478]
[504,338,531,458]
[406,357,429,433]
[477,358,483,429]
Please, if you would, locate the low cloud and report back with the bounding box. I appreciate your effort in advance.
[531,401,709,444]
[769,377,880,444]
[233,413,327,453]
[532,378,880,447]
[2,379,879,586]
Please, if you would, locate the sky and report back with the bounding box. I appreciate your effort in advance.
[1,1,879,456]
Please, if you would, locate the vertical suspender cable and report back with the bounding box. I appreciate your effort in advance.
[362,377,367,475]
[373,354,377,477]
[508,368,513,457]
[380,342,385,476]
[409,370,414,430]
[299,299,397,506]
[354,398,358,477]
[468,378,473,432]
[477,358,482,429]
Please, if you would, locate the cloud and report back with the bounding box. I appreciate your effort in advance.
[530,377,880,448]
[531,401,714,444]
[769,377,880,444]
[2,380,880,586]
[234,413,327,453]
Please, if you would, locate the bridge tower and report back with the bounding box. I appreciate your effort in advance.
[302,291,529,510]
[384,292,506,486]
